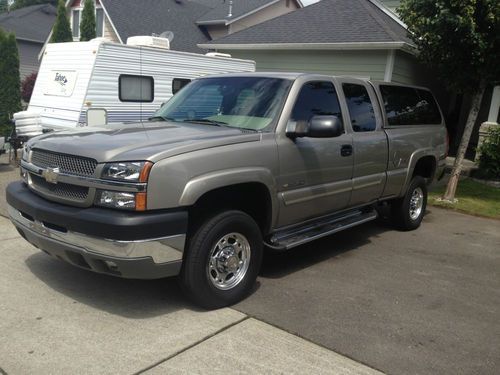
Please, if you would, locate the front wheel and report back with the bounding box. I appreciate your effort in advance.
[390,176,427,231]
[180,210,263,309]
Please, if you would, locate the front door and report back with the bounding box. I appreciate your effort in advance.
[276,80,354,227]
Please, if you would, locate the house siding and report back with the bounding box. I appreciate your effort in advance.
[380,0,400,13]
[222,49,388,81]
[230,0,299,34]
[17,40,43,80]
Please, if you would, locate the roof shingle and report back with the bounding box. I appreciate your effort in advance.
[0,4,56,43]
[202,0,411,46]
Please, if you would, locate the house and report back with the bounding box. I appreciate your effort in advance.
[63,0,303,53]
[0,3,56,79]
[201,0,499,156]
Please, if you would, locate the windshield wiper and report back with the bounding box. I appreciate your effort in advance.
[183,118,228,126]
[149,115,175,122]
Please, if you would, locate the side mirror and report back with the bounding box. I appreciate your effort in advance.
[287,115,343,139]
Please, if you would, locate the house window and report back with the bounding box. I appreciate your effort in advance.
[96,8,104,37]
[119,75,154,102]
[72,9,80,38]
[71,2,105,40]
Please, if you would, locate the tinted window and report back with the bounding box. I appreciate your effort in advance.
[119,75,154,102]
[72,10,79,38]
[381,85,442,125]
[172,78,191,94]
[343,83,376,132]
[417,89,442,124]
[291,81,342,124]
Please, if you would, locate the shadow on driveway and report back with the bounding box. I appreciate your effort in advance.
[25,252,200,318]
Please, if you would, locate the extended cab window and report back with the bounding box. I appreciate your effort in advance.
[291,81,342,124]
[343,83,376,132]
[380,85,441,125]
[119,75,154,102]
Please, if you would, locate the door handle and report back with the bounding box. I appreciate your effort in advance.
[341,144,353,157]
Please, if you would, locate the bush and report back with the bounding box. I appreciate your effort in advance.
[477,126,500,180]
[21,72,37,103]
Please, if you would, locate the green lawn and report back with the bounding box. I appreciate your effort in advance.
[429,178,500,219]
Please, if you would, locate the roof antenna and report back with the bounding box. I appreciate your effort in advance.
[227,0,233,18]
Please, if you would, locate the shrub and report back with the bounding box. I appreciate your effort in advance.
[21,72,37,103]
[477,126,500,180]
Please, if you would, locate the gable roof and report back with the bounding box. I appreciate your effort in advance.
[100,0,213,53]
[200,0,413,52]
[197,0,286,25]
[0,4,56,43]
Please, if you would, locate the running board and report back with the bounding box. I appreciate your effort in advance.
[266,209,378,251]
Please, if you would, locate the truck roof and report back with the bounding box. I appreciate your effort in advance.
[196,71,372,82]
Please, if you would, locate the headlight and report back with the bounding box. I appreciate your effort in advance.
[101,161,153,182]
[96,190,147,211]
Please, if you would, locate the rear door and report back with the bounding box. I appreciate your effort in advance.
[337,78,388,206]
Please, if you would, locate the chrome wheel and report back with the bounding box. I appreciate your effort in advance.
[208,232,251,290]
[409,187,424,220]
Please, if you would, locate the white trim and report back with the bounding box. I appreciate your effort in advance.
[199,41,416,54]
[384,49,395,82]
[487,86,500,123]
[367,0,408,29]
[95,0,122,43]
[197,0,283,26]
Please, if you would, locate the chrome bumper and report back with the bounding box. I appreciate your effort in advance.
[8,204,185,279]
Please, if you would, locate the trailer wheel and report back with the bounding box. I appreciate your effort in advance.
[180,210,263,309]
[390,176,427,231]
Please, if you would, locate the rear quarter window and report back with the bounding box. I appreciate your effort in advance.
[380,85,442,125]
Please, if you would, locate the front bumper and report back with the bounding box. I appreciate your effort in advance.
[7,181,188,279]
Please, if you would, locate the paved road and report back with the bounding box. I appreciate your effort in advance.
[235,208,500,375]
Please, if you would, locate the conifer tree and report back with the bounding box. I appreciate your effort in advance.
[50,0,72,43]
[79,0,96,41]
[0,29,22,137]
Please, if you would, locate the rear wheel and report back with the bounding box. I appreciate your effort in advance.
[180,210,263,309]
[390,176,427,231]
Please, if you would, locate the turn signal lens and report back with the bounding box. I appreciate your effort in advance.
[135,192,147,211]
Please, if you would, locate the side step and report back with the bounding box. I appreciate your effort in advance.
[266,208,378,251]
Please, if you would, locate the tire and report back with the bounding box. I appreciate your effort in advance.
[180,210,263,309]
[390,176,427,231]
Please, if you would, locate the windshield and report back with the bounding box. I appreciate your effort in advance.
[153,76,292,131]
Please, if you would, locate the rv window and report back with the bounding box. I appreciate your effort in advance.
[119,75,154,102]
[172,78,191,94]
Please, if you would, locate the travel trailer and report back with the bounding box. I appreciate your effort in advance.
[14,37,255,137]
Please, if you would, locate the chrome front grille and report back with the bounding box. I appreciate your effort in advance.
[31,149,97,177]
[31,174,89,201]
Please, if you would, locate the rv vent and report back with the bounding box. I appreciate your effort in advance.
[205,52,232,58]
[127,36,170,49]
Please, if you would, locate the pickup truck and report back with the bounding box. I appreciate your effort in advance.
[6,73,447,309]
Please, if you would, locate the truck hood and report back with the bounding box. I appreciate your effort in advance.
[27,121,261,163]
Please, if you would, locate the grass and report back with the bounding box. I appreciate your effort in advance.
[428,178,500,219]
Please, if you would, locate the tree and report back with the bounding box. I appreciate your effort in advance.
[21,72,37,103]
[0,0,9,14]
[50,0,72,43]
[0,28,22,137]
[399,0,500,201]
[79,0,96,41]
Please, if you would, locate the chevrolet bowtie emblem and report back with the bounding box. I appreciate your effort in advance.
[42,167,60,184]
